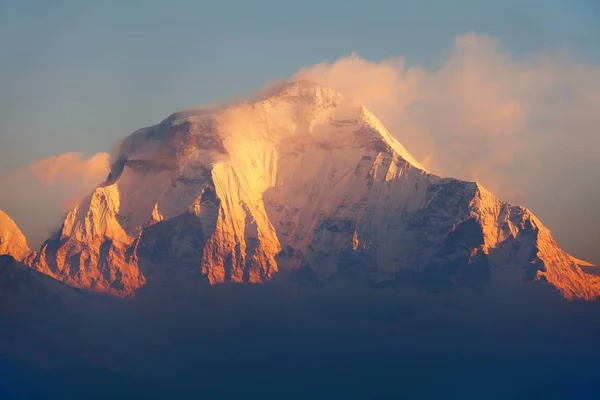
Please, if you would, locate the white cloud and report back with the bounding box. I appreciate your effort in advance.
[295,33,600,263]
[0,152,110,248]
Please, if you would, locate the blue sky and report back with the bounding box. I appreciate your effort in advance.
[1,0,599,170]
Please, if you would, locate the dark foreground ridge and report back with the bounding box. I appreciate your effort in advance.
[1,256,600,399]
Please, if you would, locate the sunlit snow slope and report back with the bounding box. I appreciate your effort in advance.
[0,210,31,262]
[20,80,599,299]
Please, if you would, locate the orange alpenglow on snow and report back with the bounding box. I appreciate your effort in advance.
[0,80,597,299]
[0,209,32,262]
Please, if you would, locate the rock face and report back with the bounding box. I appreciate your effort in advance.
[0,210,31,262]
[25,80,599,299]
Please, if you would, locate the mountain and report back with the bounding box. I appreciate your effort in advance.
[12,80,598,299]
[0,210,31,262]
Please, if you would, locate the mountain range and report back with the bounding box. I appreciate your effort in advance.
[0,80,598,300]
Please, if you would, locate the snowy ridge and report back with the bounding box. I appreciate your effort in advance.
[21,80,599,299]
[470,184,600,299]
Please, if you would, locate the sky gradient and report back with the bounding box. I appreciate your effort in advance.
[1,0,599,263]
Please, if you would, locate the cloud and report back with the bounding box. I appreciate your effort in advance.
[29,152,110,187]
[0,152,110,248]
[295,33,600,264]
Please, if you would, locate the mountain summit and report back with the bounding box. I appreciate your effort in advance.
[9,80,597,299]
[0,209,31,262]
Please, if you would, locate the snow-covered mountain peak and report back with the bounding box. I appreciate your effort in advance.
[25,82,599,299]
[0,209,31,262]
[260,79,343,107]
[109,79,425,182]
